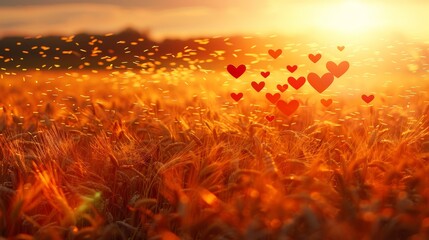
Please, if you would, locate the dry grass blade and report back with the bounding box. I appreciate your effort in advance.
[188,131,202,146]
[108,153,120,169]
[133,198,158,209]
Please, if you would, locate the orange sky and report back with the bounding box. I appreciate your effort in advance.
[1,0,428,40]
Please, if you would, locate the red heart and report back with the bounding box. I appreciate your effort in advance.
[268,49,282,59]
[288,76,306,90]
[321,98,333,107]
[277,100,299,116]
[361,94,374,103]
[307,72,334,93]
[277,84,288,93]
[308,53,321,63]
[251,81,265,92]
[337,46,345,51]
[326,61,349,78]
[287,65,298,73]
[231,92,243,102]
[266,93,281,104]
[266,115,275,122]
[227,64,246,79]
[261,71,270,78]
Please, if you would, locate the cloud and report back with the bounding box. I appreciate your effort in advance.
[0,4,191,38]
[0,0,258,9]
[0,3,271,39]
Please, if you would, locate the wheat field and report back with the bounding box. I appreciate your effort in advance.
[1,34,429,240]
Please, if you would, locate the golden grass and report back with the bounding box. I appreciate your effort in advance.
[0,66,428,240]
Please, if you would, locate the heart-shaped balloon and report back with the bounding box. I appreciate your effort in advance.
[288,77,306,90]
[326,61,349,78]
[261,71,270,78]
[287,65,298,73]
[308,53,321,63]
[269,49,282,59]
[277,84,288,93]
[277,100,299,116]
[266,93,281,104]
[266,115,275,122]
[227,64,246,79]
[321,98,333,107]
[230,92,243,102]
[307,72,334,93]
[251,81,265,92]
[361,94,374,103]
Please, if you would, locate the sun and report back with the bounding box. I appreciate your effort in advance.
[316,0,383,35]
[266,0,387,40]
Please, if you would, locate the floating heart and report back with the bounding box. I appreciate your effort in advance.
[268,49,282,59]
[251,81,265,92]
[288,76,306,90]
[326,61,349,78]
[231,92,243,102]
[308,53,322,63]
[266,115,275,122]
[362,94,374,103]
[337,46,345,51]
[277,100,299,116]
[321,98,333,107]
[227,64,246,79]
[266,93,281,104]
[261,71,270,78]
[287,65,298,73]
[307,72,334,93]
[277,84,288,93]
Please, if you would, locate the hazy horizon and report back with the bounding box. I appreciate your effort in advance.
[1,0,429,41]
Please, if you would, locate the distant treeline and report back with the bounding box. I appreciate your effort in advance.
[0,28,427,73]
[0,28,281,72]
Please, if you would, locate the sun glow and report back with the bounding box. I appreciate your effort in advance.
[316,0,384,35]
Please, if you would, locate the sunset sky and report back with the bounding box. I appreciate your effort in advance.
[1,0,428,40]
